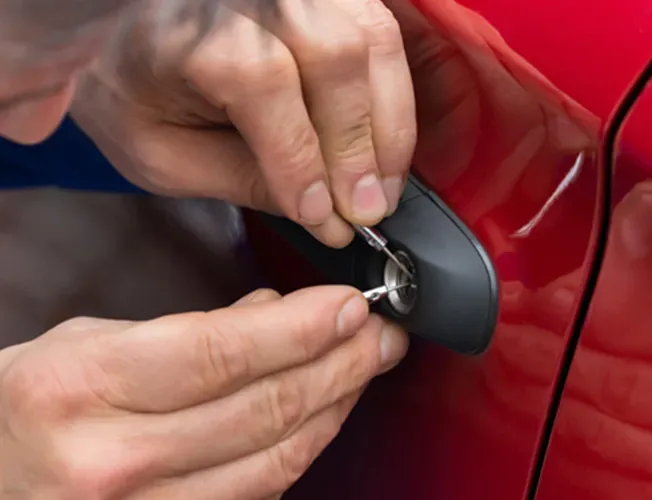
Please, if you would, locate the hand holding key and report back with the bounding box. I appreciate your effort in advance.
[73,0,417,250]
[0,286,408,500]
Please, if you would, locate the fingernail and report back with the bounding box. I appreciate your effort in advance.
[352,174,388,223]
[379,322,409,372]
[337,295,368,337]
[299,180,333,225]
[383,176,404,215]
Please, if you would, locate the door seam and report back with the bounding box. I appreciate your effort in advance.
[525,60,652,500]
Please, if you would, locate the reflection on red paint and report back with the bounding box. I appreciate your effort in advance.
[538,81,652,500]
[245,0,652,498]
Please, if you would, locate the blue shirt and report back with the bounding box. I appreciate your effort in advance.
[0,117,142,193]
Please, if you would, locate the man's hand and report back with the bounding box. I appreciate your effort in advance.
[0,286,408,499]
[72,0,416,248]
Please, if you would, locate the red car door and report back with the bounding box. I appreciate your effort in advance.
[536,66,652,500]
[244,0,652,498]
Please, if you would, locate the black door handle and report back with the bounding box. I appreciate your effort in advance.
[258,175,499,355]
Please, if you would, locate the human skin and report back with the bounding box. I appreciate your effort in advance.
[0,2,413,497]
[0,0,417,247]
[0,287,408,499]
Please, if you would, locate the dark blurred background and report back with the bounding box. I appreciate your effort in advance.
[0,189,260,349]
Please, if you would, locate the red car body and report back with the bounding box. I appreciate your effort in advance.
[244,0,652,498]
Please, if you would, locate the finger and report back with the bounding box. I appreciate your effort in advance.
[134,392,362,500]
[232,288,282,306]
[331,0,417,215]
[184,13,334,229]
[122,122,346,248]
[274,0,388,225]
[85,286,371,412]
[123,317,407,475]
[305,215,355,249]
[112,121,281,212]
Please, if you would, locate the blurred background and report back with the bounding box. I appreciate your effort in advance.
[0,189,260,349]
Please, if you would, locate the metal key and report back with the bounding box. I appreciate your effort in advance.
[363,283,411,305]
[352,224,414,280]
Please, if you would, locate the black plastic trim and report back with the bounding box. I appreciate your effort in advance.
[259,175,499,355]
[407,176,500,353]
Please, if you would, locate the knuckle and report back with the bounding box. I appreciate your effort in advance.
[343,330,384,385]
[304,29,368,70]
[290,316,320,361]
[288,306,331,362]
[285,125,322,172]
[1,371,144,498]
[362,3,404,56]
[320,406,349,445]
[351,341,381,383]
[393,125,418,153]
[57,452,112,498]
[330,345,378,396]
[235,52,297,95]
[323,32,368,64]
[1,358,82,424]
[333,118,375,168]
[265,436,314,491]
[383,125,418,168]
[264,411,344,493]
[218,158,277,211]
[261,375,306,438]
[268,125,323,181]
[243,170,276,212]
[54,316,97,332]
[195,314,253,391]
[55,440,142,500]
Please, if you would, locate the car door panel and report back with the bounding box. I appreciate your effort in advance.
[536,66,652,500]
[243,0,652,498]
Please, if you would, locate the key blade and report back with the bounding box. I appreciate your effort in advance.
[363,283,411,304]
[352,224,386,251]
[387,283,411,293]
[362,285,388,303]
[382,247,414,280]
[352,224,414,280]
